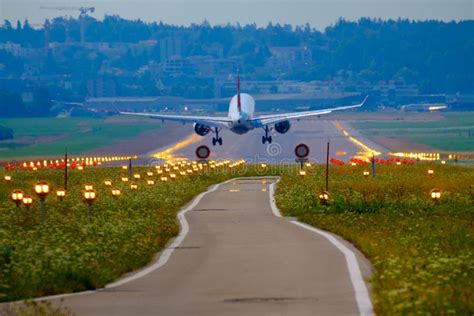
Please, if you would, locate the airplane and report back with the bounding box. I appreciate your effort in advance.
[118,76,367,146]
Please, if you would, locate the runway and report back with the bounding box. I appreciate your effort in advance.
[49,178,373,315]
[148,119,388,163]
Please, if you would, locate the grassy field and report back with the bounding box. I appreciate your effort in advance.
[275,163,474,315]
[0,163,273,302]
[1,162,473,315]
[0,117,163,158]
[350,112,474,152]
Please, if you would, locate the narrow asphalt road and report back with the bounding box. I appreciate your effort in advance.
[53,178,373,315]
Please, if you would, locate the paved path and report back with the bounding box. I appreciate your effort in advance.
[53,178,373,315]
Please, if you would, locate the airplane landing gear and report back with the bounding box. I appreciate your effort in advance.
[212,127,223,146]
[262,125,272,144]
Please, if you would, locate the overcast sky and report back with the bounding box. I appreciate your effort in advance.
[1,0,472,30]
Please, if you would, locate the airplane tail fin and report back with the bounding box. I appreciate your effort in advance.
[237,74,241,113]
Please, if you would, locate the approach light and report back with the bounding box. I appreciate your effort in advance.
[83,189,97,205]
[186,169,193,175]
[22,195,33,209]
[34,181,50,199]
[104,180,112,186]
[77,166,84,171]
[441,160,446,165]
[11,189,24,206]
[428,169,435,176]
[111,188,121,197]
[261,163,267,169]
[34,181,50,224]
[350,162,356,166]
[122,165,128,170]
[170,173,177,180]
[84,183,93,190]
[180,171,186,176]
[121,177,129,182]
[56,189,66,201]
[161,176,168,182]
[363,170,370,178]
[318,191,330,205]
[430,189,441,202]
[147,171,154,176]
[147,179,155,185]
[133,174,141,179]
[130,183,138,190]
[4,175,12,182]
[299,169,307,177]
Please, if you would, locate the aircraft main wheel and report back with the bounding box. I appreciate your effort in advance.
[212,138,217,146]
[268,136,272,144]
[218,137,223,146]
[262,136,266,144]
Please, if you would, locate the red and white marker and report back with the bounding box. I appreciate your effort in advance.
[195,145,211,160]
[294,143,310,159]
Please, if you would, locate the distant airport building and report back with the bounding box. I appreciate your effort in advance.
[160,37,182,62]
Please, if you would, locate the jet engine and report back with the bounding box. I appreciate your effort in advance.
[274,120,291,134]
[194,123,211,136]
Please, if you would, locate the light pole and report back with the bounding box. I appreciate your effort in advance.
[111,188,121,198]
[22,195,33,210]
[430,189,441,203]
[10,189,24,219]
[318,191,330,205]
[82,189,97,219]
[56,189,66,201]
[34,181,50,224]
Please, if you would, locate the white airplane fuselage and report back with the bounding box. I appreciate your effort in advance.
[228,93,256,134]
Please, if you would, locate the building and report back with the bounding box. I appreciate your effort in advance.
[159,37,182,62]
[267,46,313,69]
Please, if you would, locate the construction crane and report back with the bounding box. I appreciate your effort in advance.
[40,6,95,43]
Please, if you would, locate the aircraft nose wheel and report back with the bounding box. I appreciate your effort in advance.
[262,125,273,144]
[211,127,223,146]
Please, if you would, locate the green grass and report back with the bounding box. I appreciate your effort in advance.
[351,112,474,151]
[275,163,474,315]
[2,162,473,314]
[0,117,162,158]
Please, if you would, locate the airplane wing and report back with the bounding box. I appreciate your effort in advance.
[251,96,368,126]
[118,111,231,128]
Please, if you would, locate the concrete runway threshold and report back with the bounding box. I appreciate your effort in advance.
[50,177,373,316]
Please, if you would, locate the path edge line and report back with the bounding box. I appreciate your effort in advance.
[17,178,235,303]
[268,179,374,316]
